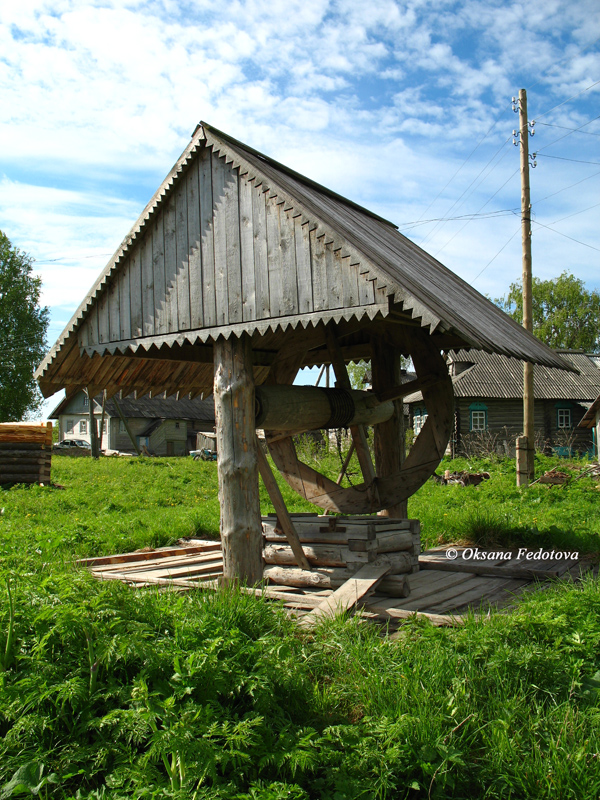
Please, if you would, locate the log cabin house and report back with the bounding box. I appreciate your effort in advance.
[35,121,574,584]
[579,393,600,460]
[405,349,600,457]
[50,390,215,455]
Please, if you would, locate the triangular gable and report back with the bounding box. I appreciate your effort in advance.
[36,122,572,399]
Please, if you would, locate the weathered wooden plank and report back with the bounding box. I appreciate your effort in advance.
[341,255,359,307]
[89,552,223,574]
[199,146,216,327]
[102,560,224,581]
[311,229,328,311]
[418,559,561,580]
[212,155,229,325]
[108,274,120,342]
[175,176,191,331]
[266,196,283,317]
[163,193,178,333]
[97,285,110,344]
[358,274,375,306]
[225,167,243,324]
[119,257,132,340]
[129,248,143,338]
[294,218,312,314]
[0,423,52,444]
[186,160,203,330]
[76,543,220,567]
[326,246,343,309]
[152,215,167,335]
[252,185,270,319]
[239,175,256,322]
[299,562,392,627]
[280,208,298,315]
[141,231,154,338]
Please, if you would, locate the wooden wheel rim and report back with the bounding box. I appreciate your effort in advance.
[265,336,454,514]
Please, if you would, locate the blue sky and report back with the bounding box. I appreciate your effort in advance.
[0,0,598,411]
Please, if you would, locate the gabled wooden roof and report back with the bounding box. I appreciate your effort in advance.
[404,350,600,403]
[35,122,569,399]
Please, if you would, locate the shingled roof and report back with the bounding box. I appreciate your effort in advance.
[35,122,570,400]
[404,350,600,403]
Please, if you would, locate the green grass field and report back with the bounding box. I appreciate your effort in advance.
[0,451,599,799]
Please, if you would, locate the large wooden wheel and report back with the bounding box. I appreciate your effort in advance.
[264,332,454,515]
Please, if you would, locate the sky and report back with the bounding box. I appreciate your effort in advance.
[0,0,599,414]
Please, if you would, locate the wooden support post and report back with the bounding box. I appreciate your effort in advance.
[516,435,528,487]
[325,324,379,508]
[86,387,100,459]
[113,397,141,455]
[255,435,311,571]
[98,389,107,452]
[371,336,407,517]
[214,335,263,585]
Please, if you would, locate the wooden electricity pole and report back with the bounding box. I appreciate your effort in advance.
[516,88,535,485]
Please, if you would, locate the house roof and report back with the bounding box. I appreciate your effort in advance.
[405,349,600,404]
[35,122,570,400]
[579,394,600,428]
[49,392,215,423]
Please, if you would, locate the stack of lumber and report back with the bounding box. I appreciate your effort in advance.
[0,422,53,485]
[262,514,420,598]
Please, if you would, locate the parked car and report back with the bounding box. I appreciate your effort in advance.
[54,439,91,450]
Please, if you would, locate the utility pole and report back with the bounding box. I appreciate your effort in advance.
[514,89,535,485]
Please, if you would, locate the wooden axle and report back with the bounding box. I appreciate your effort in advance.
[254,385,394,431]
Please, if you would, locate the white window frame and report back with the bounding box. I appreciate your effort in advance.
[79,420,87,435]
[66,419,74,434]
[471,410,487,431]
[557,408,572,429]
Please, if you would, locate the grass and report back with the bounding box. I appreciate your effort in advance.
[0,450,599,798]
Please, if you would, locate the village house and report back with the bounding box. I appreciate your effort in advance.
[405,349,600,457]
[50,391,215,455]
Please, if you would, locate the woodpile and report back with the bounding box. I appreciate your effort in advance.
[262,514,420,598]
[0,422,53,485]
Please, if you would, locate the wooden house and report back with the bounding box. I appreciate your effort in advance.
[405,349,600,457]
[35,122,572,583]
[50,390,215,455]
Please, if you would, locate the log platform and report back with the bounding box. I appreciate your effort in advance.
[77,542,596,629]
[0,422,53,486]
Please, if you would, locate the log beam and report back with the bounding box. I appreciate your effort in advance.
[214,335,263,585]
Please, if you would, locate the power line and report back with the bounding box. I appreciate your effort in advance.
[535,118,600,136]
[398,208,519,231]
[535,115,600,152]
[536,153,600,166]
[532,79,600,120]
[531,219,600,252]
[472,226,521,283]
[548,201,600,224]
[536,170,600,204]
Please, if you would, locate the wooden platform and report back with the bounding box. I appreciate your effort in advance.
[77,541,597,628]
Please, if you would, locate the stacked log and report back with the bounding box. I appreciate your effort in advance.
[262,514,420,598]
[0,423,53,485]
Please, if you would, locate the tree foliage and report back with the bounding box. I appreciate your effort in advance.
[495,271,600,353]
[0,231,49,421]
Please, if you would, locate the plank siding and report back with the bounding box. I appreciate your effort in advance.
[310,229,328,311]
[108,276,120,342]
[199,147,216,328]
[342,255,359,308]
[186,160,203,330]
[212,155,229,326]
[266,196,284,317]
[295,218,313,315]
[239,175,256,322]
[141,231,154,338]
[129,248,143,339]
[174,177,191,331]
[119,259,131,341]
[224,168,243,324]
[97,282,110,344]
[152,216,167,335]
[279,208,299,316]
[163,194,178,333]
[326,246,343,309]
[252,185,270,319]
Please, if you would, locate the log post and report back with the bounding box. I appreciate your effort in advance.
[516,435,528,487]
[214,334,263,585]
[86,386,100,459]
[371,337,407,517]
